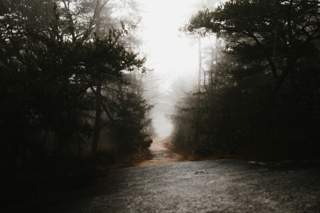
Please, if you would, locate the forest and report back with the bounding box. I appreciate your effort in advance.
[0,0,153,192]
[172,0,320,161]
[2,0,320,212]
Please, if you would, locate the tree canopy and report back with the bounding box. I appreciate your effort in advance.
[188,0,320,88]
[0,0,152,175]
[172,0,320,160]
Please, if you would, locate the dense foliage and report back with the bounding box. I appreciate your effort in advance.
[173,0,320,160]
[0,0,152,177]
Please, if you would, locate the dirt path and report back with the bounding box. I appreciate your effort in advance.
[137,138,182,167]
[9,140,320,213]
[44,159,320,213]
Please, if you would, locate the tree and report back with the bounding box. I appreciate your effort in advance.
[172,0,320,160]
[0,0,149,175]
[188,0,320,89]
[57,0,146,155]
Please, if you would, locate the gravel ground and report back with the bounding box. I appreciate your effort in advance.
[43,158,320,213]
[6,142,320,213]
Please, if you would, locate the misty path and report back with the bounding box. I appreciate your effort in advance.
[137,138,182,167]
[44,158,320,213]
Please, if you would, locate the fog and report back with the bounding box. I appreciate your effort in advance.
[137,0,219,138]
[108,0,222,138]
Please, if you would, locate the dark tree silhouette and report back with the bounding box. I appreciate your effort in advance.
[172,0,320,160]
[188,0,320,89]
[0,0,151,179]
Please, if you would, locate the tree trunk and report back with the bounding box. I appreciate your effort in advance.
[92,80,102,155]
[91,0,103,156]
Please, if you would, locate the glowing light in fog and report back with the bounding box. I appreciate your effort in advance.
[138,0,201,138]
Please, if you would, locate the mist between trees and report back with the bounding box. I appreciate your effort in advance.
[172,0,320,161]
[0,0,153,184]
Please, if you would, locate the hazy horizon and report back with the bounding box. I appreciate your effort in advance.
[137,0,218,138]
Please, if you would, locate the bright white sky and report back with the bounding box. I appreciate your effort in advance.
[139,0,201,88]
[135,0,219,138]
